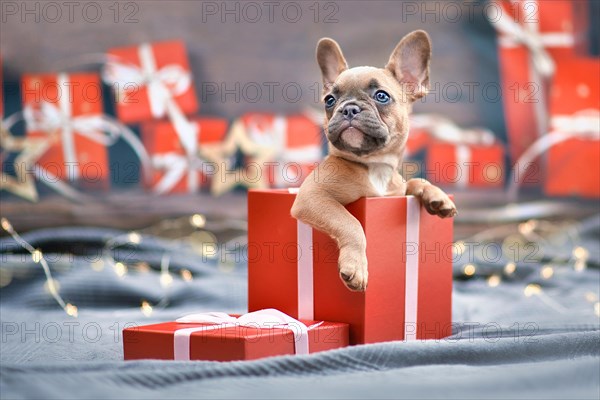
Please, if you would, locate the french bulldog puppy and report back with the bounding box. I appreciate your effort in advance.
[291,30,457,292]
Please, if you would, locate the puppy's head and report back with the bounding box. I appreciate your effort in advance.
[317,31,431,162]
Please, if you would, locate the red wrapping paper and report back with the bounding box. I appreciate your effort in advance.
[21,73,109,189]
[493,0,589,182]
[240,113,322,188]
[248,190,453,345]
[123,318,349,361]
[141,117,229,193]
[425,142,505,188]
[545,57,600,198]
[106,40,199,123]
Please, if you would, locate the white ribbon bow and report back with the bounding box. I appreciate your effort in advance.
[103,43,191,118]
[486,0,574,77]
[23,100,151,182]
[25,101,120,145]
[173,308,323,360]
[409,114,497,146]
[486,0,576,139]
[103,43,199,158]
[151,151,206,194]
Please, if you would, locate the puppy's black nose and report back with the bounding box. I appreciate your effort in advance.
[341,104,361,120]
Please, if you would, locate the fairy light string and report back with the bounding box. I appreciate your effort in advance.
[454,217,597,316]
[96,213,246,315]
[2,213,596,318]
[455,218,589,279]
[1,217,78,317]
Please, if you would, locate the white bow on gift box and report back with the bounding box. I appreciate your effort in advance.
[2,73,151,200]
[102,43,196,142]
[487,0,576,138]
[150,145,208,195]
[103,43,202,194]
[23,97,151,182]
[173,308,323,360]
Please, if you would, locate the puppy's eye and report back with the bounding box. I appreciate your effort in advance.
[374,90,391,104]
[324,95,336,109]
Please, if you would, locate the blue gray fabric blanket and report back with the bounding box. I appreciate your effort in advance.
[1,218,599,399]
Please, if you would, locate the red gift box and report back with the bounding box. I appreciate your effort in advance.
[142,117,229,194]
[248,190,453,345]
[123,309,349,361]
[240,113,323,188]
[544,58,600,198]
[21,72,109,189]
[495,0,589,59]
[105,41,199,124]
[425,142,505,188]
[490,0,589,181]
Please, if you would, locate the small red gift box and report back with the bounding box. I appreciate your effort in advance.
[123,309,349,361]
[248,190,453,345]
[105,40,199,124]
[425,142,505,188]
[490,0,589,181]
[142,117,229,194]
[21,72,109,189]
[545,58,600,198]
[240,113,323,188]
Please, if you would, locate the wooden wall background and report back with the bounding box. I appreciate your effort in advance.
[1,0,506,134]
[1,1,597,233]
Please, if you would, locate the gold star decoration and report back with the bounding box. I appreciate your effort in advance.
[205,118,279,196]
[0,125,53,202]
[204,118,288,196]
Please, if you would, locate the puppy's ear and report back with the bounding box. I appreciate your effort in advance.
[316,38,348,90]
[385,30,431,101]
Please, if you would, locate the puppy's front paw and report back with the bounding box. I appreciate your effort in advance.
[419,185,457,218]
[338,246,368,291]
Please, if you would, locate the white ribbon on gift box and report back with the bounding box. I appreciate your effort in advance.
[291,188,422,340]
[409,114,496,147]
[487,0,575,139]
[172,308,323,360]
[21,74,151,187]
[103,43,200,191]
[247,116,322,187]
[489,0,573,77]
[507,109,600,199]
[404,196,421,340]
[151,148,207,195]
[105,44,191,118]
[454,145,472,189]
